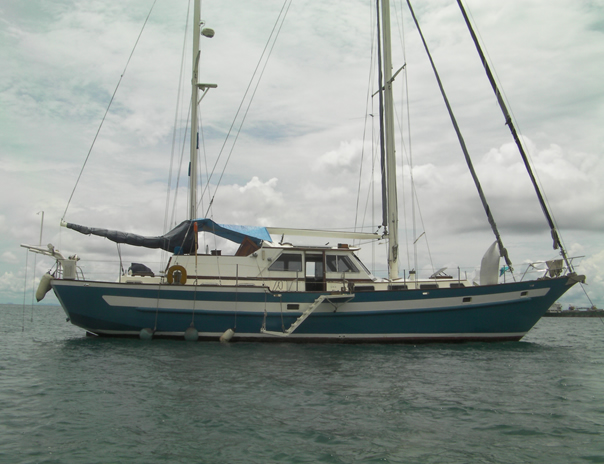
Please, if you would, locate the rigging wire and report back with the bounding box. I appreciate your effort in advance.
[21,250,29,333]
[61,0,159,222]
[358,13,378,227]
[394,2,417,276]
[357,1,396,275]
[198,116,212,218]
[172,102,191,227]
[161,0,193,269]
[457,0,573,278]
[354,0,378,239]
[394,1,435,277]
[367,0,435,277]
[164,0,192,237]
[463,2,574,270]
[406,0,513,274]
[391,0,414,274]
[357,0,436,278]
[198,0,294,218]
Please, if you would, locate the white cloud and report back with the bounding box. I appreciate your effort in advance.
[314,140,364,173]
[1,252,19,264]
[213,176,285,225]
[1,0,602,308]
[581,251,604,306]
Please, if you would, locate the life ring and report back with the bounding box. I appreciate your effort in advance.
[167,265,187,285]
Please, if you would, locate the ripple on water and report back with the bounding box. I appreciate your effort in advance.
[1,306,603,463]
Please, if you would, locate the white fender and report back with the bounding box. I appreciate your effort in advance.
[220,328,235,343]
[36,273,53,302]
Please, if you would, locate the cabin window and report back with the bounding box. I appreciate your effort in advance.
[326,255,358,273]
[353,253,371,275]
[389,284,408,291]
[269,254,302,272]
[355,286,375,292]
[450,283,465,288]
[420,283,439,289]
[463,297,472,303]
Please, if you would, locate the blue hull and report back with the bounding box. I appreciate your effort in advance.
[51,276,579,343]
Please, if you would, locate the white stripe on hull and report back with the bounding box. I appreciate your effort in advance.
[102,287,549,314]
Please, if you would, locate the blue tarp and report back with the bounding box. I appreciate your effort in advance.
[193,219,272,245]
[66,218,272,254]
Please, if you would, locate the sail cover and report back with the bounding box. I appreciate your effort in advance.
[65,219,272,254]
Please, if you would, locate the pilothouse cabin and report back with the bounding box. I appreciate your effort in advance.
[121,220,471,292]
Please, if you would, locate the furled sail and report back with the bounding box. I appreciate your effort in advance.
[480,241,500,285]
[406,0,512,271]
[63,219,272,254]
[455,0,572,273]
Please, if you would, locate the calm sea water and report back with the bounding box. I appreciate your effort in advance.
[1,304,603,464]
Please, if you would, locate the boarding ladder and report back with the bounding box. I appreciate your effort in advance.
[261,294,354,337]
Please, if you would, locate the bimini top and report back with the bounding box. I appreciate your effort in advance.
[64,218,272,254]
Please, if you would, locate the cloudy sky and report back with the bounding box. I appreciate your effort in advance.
[1,0,602,309]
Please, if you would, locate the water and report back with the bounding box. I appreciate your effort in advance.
[1,304,603,463]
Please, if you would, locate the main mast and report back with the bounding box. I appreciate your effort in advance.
[380,0,399,280]
[189,0,201,220]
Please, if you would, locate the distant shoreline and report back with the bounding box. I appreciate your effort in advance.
[544,310,604,318]
[1,303,60,308]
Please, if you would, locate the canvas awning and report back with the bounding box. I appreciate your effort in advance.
[64,218,272,254]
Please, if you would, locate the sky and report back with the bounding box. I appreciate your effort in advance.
[1,0,603,308]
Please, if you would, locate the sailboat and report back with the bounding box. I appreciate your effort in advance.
[23,0,585,342]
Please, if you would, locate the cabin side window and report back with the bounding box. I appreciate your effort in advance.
[326,255,359,273]
[268,253,303,272]
[353,253,372,275]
